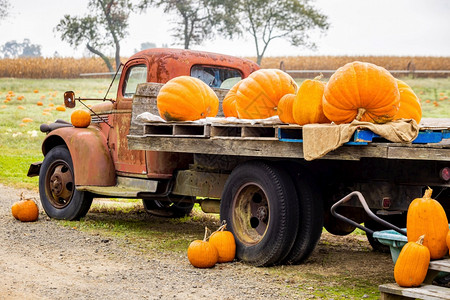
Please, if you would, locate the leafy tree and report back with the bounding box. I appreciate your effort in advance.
[55,0,133,72]
[139,0,231,49]
[230,0,329,65]
[0,39,41,58]
[0,0,11,23]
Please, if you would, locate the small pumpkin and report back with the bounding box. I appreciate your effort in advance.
[277,94,296,124]
[406,187,449,259]
[222,81,240,118]
[157,76,219,121]
[209,222,236,263]
[292,75,330,125]
[12,193,39,222]
[235,69,297,119]
[394,235,430,287]
[22,118,33,123]
[71,109,91,128]
[56,105,66,112]
[323,61,400,124]
[394,79,422,124]
[187,227,218,268]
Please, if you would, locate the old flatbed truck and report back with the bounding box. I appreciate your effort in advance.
[28,48,450,267]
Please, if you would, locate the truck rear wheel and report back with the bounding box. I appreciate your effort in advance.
[220,161,299,267]
[39,145,93,220]
[279,164,323,265]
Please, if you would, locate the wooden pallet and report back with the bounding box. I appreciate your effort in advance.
[379,258,450,300]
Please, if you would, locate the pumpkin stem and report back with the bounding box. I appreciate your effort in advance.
[417,235,425,245]
[217,221,227,232]
[314,73,324,81]
[423,187,433,199]
[203,226,209,242]
[355,108,366,121]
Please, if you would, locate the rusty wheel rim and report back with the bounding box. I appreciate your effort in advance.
[45,159,74,209]
[232,183,269,246]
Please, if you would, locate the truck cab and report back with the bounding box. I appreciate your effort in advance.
[30,48,259,220]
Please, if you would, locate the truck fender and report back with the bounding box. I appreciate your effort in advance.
[42,126,116,186]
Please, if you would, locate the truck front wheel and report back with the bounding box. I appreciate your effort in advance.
[220,161,299,267]
[39,145,93,220]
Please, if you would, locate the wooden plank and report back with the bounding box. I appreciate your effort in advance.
[429,259,450,272]
[127,135,387,160]
[387,145,450,161]
[379,283,450,300]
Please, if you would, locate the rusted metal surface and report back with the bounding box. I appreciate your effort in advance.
[43,127,115,186]
[171,170,229,198]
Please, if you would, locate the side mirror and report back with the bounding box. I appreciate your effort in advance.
[64,91,76,108]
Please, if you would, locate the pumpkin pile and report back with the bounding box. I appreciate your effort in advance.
[11,193,39,222]
[394,188,449,287]
[187,223,236,268]
[220,61,421,125]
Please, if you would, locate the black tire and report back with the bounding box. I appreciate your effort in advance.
[39,145,93,220]
[142,197,194,218]
[365,213,406,253]
[279,164,323,264]
[220,161,299,267]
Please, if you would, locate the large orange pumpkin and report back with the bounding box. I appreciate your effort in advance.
[235,69,297,119]
[292,75,330,125]
[394,79,422,124]
[277,94,296,124]
[187,227,218,268]
[222,81,240,118]
[323,61,400,124]
[394,235,430,287]
[157,76,219,121]
[406,187,449,259]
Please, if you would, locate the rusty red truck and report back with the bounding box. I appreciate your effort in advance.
[28,48,450,267]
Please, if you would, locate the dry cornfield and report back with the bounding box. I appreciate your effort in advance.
[256,55,450,78]
[0,56,449,78]
[0,57,110,79]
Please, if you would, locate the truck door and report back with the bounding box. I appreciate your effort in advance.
[110,61,147,175]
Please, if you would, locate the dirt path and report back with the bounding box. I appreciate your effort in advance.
[0,184,394,299]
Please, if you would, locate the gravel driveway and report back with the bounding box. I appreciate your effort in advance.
[0,184,307,300]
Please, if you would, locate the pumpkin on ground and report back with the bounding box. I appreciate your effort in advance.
[187,227,218,268]
[209,222,236,263]
[394,235,430,287]
[277,94,296,124]
[235,69,297,119]
[157,76,219,121]
[323,61,400,124]
[222,81,241,118]
[394,79,422,124]
[71,109,91,128]
[292,75,329,125]
[406,187,449,259]
[11,193,39,222]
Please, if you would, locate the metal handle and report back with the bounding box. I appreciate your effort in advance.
[330,191,407,236]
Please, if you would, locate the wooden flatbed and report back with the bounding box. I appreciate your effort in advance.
[128,119,450,161]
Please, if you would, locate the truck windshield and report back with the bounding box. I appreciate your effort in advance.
[191,65,242,89]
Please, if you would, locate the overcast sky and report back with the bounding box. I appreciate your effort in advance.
[0,0,449,58]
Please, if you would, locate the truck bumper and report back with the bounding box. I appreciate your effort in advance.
[27,162,42,177]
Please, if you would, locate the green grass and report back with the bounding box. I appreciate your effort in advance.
[0,78,114,189]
